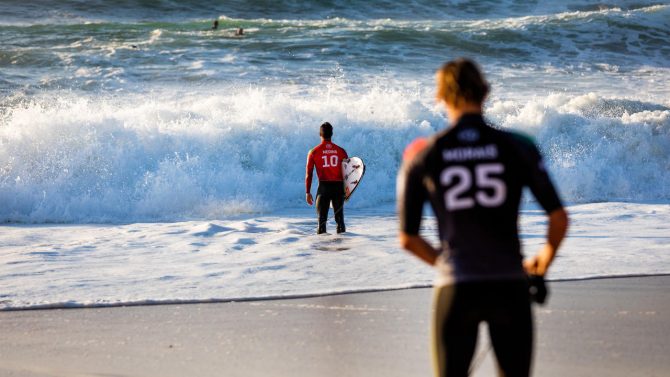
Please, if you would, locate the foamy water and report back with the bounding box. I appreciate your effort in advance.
[1,203,669,310]
[2,85,668,222]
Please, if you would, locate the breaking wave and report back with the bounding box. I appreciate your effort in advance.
[1,82,668,223]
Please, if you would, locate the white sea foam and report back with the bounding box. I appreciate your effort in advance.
[489,93,670,202]
[1,82,668,223]
[1,202,668,310]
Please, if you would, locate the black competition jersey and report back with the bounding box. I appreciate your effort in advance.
[397,114,563,284]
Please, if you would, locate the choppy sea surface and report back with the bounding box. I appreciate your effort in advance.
[0,0,669,309]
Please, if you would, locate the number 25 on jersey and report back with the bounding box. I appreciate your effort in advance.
[442,163,507,210]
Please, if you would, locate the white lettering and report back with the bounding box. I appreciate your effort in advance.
[442,163,507,210]
[442,145,498,162]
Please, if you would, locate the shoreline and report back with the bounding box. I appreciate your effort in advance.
[1,275,669,377]
[3,272,670,312]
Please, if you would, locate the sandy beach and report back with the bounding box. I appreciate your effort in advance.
[1,275,668,377]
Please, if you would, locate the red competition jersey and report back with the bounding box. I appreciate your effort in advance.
[305,140,348,193]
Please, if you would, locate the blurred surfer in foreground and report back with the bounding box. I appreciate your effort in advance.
[397,58,568,376]
[305,122,349,234]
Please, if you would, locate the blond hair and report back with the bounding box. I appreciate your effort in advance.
[436,58,489,107]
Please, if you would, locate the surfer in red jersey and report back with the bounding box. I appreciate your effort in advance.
[305,122,349,234]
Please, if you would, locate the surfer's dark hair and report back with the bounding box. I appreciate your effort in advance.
[436,58,489,106]
[320,122,333,139]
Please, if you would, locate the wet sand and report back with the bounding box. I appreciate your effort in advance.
[1,276,668,376]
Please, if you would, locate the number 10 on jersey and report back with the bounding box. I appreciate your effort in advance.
[322,155,339,167]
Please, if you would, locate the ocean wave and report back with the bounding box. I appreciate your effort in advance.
[1,0,666,25]
[0,83,438,223]
[490,93,670,202]
[1,82,669,223]
[2,3,667,93]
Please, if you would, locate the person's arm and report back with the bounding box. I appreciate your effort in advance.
[524,207,568,276]
[519,137,569,276]
[305,151,315,205]
[397,138,438,265]
[399,232,440,266]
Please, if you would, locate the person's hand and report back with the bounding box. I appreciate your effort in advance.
[306,193,313,206]
[523,244,556,276]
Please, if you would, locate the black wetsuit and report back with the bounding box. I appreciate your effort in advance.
[397,114,563,377]
[316,182,345,234]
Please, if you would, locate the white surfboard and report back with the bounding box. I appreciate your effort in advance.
[342,157,365,201]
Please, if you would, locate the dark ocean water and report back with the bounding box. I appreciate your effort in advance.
[1,0,668,90]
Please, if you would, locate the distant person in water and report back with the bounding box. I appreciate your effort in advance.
[305,122,348,234]
[397,58,569,376]
[212,20,219,30]
[235,27,244,36]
